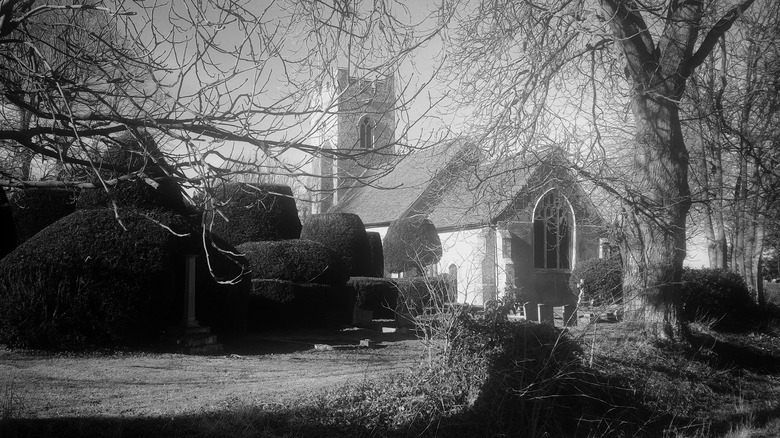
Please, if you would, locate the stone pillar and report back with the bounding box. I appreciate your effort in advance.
[524,302,538,322]
[183,254,201,328]
[563,304,578,327]
[538,303,554,325]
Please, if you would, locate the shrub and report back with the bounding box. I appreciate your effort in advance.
[569,256,623,305]
[0,208,249,349]
[76,178,188,214]
[300,213,371,277]
[394,276,451,319]
[366,231,384,278]
[0,188,16,259]
[383,215,442,275]
[94,129,173,179]
[348,277,399,319]
[681,268,755,327]
[9,188,77,243]
[207,182,302,245]
[0,209,190,349]
[237,240,348,286]
[247,279,351,330]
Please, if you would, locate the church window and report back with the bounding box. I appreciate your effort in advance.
[359,116,373,149]
[533,191,571,270]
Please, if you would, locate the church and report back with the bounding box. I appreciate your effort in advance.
[310,68,607,315]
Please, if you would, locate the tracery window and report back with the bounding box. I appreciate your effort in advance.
[358,116,373,149]
[533,190,572,270]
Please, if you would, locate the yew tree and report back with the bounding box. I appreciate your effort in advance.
[444,0,756,339]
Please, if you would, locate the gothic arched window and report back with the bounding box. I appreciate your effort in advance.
[533,190,572,270]
[358,116,373,149]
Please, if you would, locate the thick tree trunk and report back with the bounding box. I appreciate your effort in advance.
[621,91,691,341]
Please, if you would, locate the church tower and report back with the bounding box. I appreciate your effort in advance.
[311,67,396,214]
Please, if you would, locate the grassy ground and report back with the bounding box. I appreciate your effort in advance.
[2,304,780,437]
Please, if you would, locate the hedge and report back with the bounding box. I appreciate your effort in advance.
[76,177,188,214]
[383,215,442,275]
[366,231,385,278]
[300,213,371,277]
[237,240,348,286]
[568,256,623,305]
[10,188,77,243]
[681,268,755,328]
[394,276,452,327]
[348,277,399,319]
[0,188,17,259]
[208,182,302,245]
[247,279,352,330]
[0,208,248,349]
[94,130,173,179]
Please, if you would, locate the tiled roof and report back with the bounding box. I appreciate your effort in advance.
[330,143,603,230]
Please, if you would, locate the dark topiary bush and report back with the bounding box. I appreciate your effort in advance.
[348,277,399,319]
[95,130,173,179]
[76,178,188,214]
[207,182,302,245]
[10,188,77,243]
[681,268,755,327]
[237,240,348,286]
[366,231,384,278]
[0,209,191,349]
[383,215,442,275]
[300,213,371,277]
[0,208,249,349]
[394,276,451,321]
[568,256,623,305]
[0,188,17,259]
[247,279,351,330]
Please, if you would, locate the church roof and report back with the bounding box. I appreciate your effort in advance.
[330,141,602,230]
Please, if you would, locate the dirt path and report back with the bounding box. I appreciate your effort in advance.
[0,328,426,418]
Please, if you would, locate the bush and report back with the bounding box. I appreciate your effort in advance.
[9,188,77,243]
[207,182,301,245]
[0,208,249,349]
[681,268,755,327]
[383,215,442,275]
[94,130,173,179]
[0,188,16,259]
[247,279,351,330]
[300,213,371,277]
[76,178,188,214]
[348,277,399,319]
[394,276,451,319]
[238,240,348,286]
[0,209,190,349]
[569,256,623,305]
[366,231,384,278]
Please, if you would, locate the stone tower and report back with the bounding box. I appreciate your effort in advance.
[311,67,396,214]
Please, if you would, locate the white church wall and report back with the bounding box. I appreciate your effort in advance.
[436,227,492,306]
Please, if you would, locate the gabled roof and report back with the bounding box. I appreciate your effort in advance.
[330,142,604,230]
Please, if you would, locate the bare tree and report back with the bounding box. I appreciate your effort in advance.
[0,1,450,224]
[441,0,757,340]
[685,0,780,305]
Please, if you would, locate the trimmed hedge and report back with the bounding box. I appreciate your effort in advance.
[208,182,302,245]
[247,279,352,330]
[10,188,77,243]
[237,240,348,286]
[568,256,623,305]
[366,231,385,278]
[76,178,188,214]
[383,215,442,275]
[95,130,172,179]
[0,208,248,349]
[681,268,755,327]
[348,277,399,319]
[300,213,371,277]
[0,188,17,259]
[394,276,451,322]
